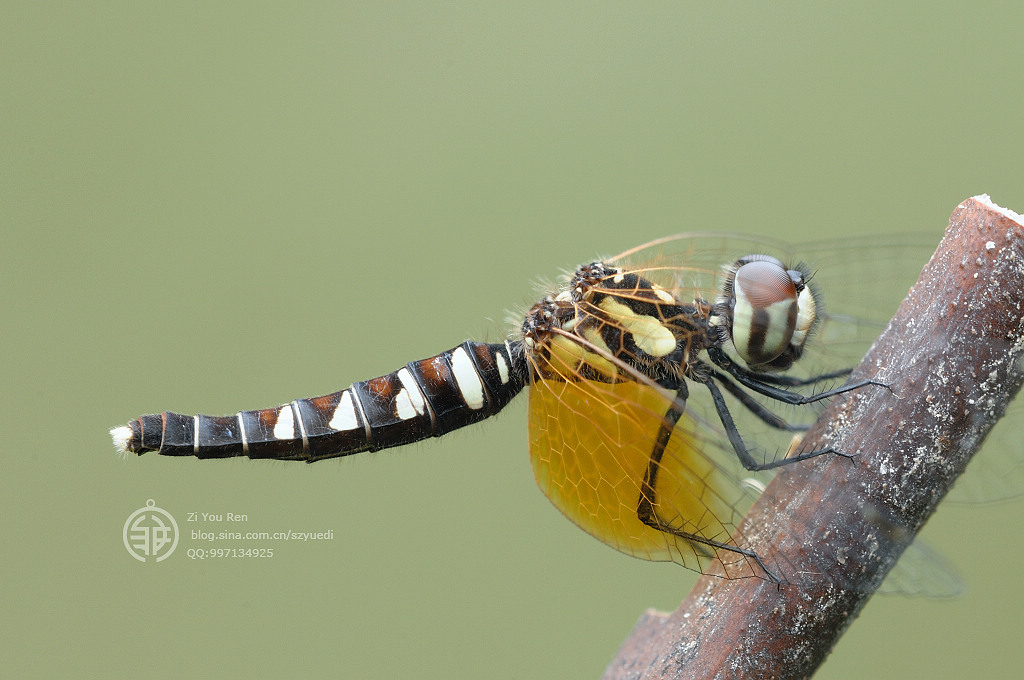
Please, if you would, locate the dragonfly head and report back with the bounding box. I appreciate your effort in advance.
[715,254,820,371]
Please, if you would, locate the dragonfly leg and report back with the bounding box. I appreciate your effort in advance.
[710,369,808,431]
[634,381,783,584]
[706,347,888,405]
[702,376,853,471]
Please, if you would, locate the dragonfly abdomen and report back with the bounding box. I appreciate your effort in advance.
[111,341,526,462]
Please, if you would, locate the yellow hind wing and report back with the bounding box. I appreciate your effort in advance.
[528,373,760,578]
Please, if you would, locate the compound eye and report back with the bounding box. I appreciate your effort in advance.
[730,258,800,366]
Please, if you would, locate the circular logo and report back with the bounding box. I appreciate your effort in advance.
[123,499,179,562]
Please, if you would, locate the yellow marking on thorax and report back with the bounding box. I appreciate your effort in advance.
[650,282,676,304]
[546,333,618,379]
[598,297,677,358]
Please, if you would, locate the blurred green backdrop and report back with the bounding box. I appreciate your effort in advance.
[3,2,1023,678]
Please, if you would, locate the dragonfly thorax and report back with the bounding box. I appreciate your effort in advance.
[521,262,709,385]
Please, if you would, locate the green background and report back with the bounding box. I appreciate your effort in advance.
[4,3,1023,678]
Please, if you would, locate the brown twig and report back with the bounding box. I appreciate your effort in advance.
[602,196,1024,680]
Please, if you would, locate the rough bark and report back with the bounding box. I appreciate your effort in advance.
[603,195,1024,680]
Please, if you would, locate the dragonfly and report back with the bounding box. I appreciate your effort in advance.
[111,232,975,586]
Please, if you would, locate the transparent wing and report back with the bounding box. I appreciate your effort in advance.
[607,231,926,378]
[609,232,1024,504]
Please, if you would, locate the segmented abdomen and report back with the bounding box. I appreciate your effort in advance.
[112,341,526,461]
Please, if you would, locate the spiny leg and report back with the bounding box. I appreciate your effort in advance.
[711,369,808,432]
[727,363,854,388]
[701,375,851,472]
[706,347,887,405]
[634,380,782,584]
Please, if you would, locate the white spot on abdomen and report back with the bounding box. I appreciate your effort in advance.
[395,390,415,420]
[451,347,485,410]
[496,352,509,384]
[237,413,249,454]
[395,368,427,419]
[274,405,294,440]
[329,391,359,431]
